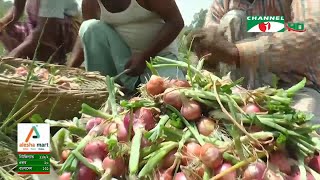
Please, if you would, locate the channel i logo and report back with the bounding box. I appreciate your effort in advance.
[247,16,285,32]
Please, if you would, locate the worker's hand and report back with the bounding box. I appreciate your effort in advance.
[187,27,240,66]
[125,53,148,76]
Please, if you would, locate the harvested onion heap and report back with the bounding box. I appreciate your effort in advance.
[7,65,81,89]
[49,57,320,180]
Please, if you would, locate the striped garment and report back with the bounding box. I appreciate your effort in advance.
[205,0,320,90]
[1,0,80,64]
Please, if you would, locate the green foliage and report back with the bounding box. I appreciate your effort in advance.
[189,9,208,29]
[0,0,12,17]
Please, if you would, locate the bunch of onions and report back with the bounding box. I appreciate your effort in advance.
[146,75,166,96]
[197,117,215,136]
[243,162,266,180]
[199,143,223,169]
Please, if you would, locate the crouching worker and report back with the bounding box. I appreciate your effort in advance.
[0,0,80,64]
[69,0,185,91]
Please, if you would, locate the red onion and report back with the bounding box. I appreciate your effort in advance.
[161,149,177,169]
[102,122,117,136]
[36,68,49,80]
[165,79,191,88]
[86,117,104,132]
[174,172,187,180]
[117,121,130,142]
[243,162,266,180]
[123,107,156,131]
[197,117,215,136]
[182,142,201,165]
[215,163,236,180]
[155,169,173,180]
[180,100,202,121]
[291,171,315,180]
[78,159,97,180]
[270,151,291,174]
[83,140,108,160]
[102,156,125,177]
[141,136,152,148]
[200,143,223,169]
[59,172,71,180]
[61,149,70,162]
[309,155,320,173]
[163,88,183,109]
[15,67,28,76]
[243,104,260,113]
[146,75,166,96]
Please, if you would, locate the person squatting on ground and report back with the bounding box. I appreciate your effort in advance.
[0,0,81,64]
[69,0,185,92]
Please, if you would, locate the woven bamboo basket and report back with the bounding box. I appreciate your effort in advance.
[0,57,108,120]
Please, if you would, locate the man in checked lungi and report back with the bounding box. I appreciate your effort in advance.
[0,0,81,65]
[189,0,320,132]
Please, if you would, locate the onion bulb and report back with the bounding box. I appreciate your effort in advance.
[163,88,183,109]
[83,140,108,160]
[182,142,201,165]
[269,151,291,174]
[243,104,260,113]
[161,149,177,169]
[102,122,117,136]
[174,172,187,180]
[78,159,97,180]
[197,117,215,136]
[180,100,202,121]
[200,143,223,169]
[123,107,156,131]
[59,172,71,180]
[61,149,70,162]
[215,163,236,180]
[15,66,28,76]
[102,156,126,177]
[309,155,320,173]
[243,162,266,180]
[146,75,166,96]
[85,117,104,132]
[165,79,191,88]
